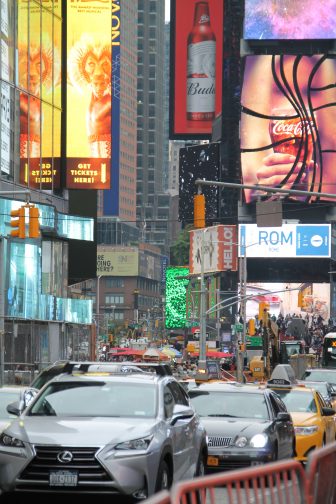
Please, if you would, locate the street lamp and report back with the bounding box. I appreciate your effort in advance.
[96,275,102,359]
[196,229,209,381]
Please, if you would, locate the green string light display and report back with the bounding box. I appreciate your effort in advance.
[165,266,190,329]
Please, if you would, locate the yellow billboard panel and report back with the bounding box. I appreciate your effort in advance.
[66,0,113,189]
[97,249,139,277]
[18,0,61,189]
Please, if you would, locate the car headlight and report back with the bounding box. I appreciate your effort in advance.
[0,432,24,448]
[235,436,248,448]
[115,435,153,450]
[250,433,268,448]
[294,425,319,436]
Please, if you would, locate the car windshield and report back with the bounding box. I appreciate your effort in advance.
[302,370,336,385]
[189,391,269,420]
[303,382,328,397]
[276,390,317,413]
[28,381,157,418]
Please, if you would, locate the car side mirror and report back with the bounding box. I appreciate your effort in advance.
[276,412,291,422]
[7,401,22,417]
[322,406,336,416]
[170,404,194,426]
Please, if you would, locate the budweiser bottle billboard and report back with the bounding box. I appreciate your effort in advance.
[187,1,216,123]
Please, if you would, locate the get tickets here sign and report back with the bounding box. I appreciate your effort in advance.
[66,1,120,189]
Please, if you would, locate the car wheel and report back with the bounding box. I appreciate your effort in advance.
[155,460,171,492]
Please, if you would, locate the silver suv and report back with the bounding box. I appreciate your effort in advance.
[0,369,207,501]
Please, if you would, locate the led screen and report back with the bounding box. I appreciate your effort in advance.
[170,0,223,139]
[66,0,120,190]
[179,143,219,226]
[165,267,189,329]
[243,282,330,322]
[240,55,336,203]
[244,0,336,40]
[18,0,61,189]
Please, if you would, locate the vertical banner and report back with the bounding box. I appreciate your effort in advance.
[170,0,223,139]
[18,0,61,189]
[103,0,120,214]
[66,0,119,190]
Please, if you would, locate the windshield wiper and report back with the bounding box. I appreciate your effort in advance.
[207,414,237,417]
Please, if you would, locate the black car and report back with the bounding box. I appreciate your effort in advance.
[188,381,295,472]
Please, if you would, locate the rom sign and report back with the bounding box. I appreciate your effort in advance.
[239,224,331,259]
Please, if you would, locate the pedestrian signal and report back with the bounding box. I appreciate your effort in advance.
[28,206,40,238]
[10,207,25,239]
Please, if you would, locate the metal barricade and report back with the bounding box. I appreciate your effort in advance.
[306,442,336,504]
[143,490,170,504]
[169,460,307,504]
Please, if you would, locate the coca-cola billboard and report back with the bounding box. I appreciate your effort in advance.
[240,54,336,204]
[170,0,223,139]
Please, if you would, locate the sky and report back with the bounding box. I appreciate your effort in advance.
[165,0,170,21]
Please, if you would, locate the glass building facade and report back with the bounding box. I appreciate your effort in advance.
[0,2,94,379]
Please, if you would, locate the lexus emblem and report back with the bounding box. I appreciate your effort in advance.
[57,450,73,464]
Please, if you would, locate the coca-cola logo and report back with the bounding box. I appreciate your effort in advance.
[272,119,314,136]
[199,15,210,24]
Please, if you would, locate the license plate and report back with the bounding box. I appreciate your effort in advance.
[207,456,219,466]
[49,470,78,486]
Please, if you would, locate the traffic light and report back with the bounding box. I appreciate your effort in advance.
[194,193,205,228]
[298,291,303,307]
[28,206,40,238]
[248,318,255,336]
[10,206,25,239]
[258,301,270,322]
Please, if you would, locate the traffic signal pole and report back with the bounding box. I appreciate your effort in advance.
[193,179,336,384]
[0,190,31,386]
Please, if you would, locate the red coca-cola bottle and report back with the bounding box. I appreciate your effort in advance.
[187,1,216,122]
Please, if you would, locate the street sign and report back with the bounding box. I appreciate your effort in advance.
[235,323,243,332]
[246,336,263,346]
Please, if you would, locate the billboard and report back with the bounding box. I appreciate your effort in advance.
[165,267,189,329]
[240,55,336,203]
[189,225,238,275]
[97,248,139,277]
[18,0,61,189]
[66,0,120,191]
[170,0,223,139]
[179,143,219,226]
[244,0,336,40]
[243,282,330,322]
[239,224,331,258]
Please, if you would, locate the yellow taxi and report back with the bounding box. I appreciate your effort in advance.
[267,367,336,463]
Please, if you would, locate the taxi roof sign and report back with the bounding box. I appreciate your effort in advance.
[267,364,297,388]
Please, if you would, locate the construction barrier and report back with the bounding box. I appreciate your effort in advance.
[143,443,336,504]
[306,442,336,504]
[143,490,171,504]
